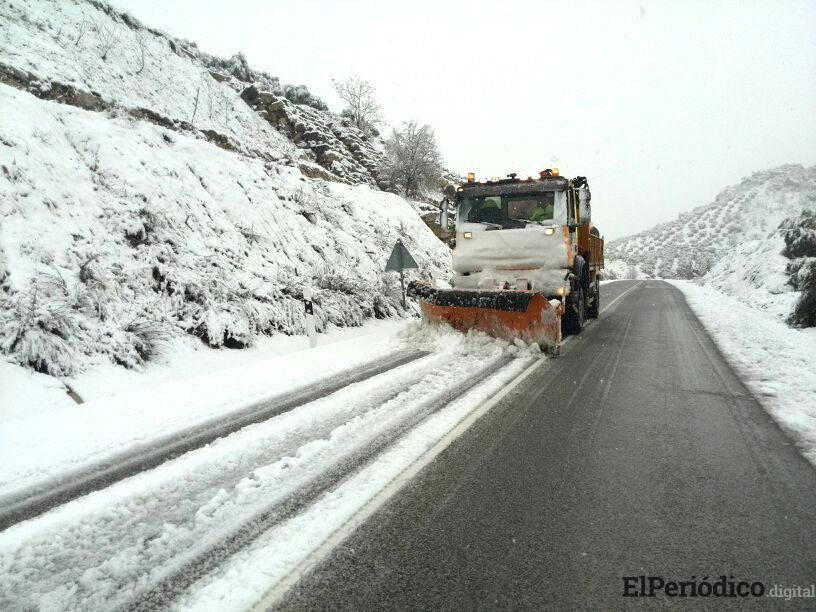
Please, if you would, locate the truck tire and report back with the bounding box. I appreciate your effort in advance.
[587,278,600,319]
[562,286,586,335]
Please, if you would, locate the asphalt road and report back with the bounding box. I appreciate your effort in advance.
[279,280,816,610]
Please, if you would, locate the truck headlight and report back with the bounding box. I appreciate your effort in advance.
[544,227,555,235]
[463,231,473,239]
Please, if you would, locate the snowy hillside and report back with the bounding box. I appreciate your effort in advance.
[701,208,816,323]
[605,164,816,322]
[0,0,451,379]
[0,0,397,187]
[606,165,816,279]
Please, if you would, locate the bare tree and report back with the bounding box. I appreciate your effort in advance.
[190,86,201,125]
[381,121,443,199]
[94,20,120,61]
[134,32,148,74]
[332,75,383,134]
[74,13,88,46]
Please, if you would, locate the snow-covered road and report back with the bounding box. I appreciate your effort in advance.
[0,328,538,611]
[0,349,430,529]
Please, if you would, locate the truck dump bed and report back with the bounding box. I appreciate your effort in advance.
[578,228,605,271]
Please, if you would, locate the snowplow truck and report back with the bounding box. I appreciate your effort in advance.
[408,169,604,351]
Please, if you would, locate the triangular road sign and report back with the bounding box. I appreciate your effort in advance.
[385,239,418,272]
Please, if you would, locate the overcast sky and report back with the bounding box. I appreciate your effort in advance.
[110,0,816,238]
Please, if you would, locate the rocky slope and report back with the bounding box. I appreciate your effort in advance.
[0,0,451,377]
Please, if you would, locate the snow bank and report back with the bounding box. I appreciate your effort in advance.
[0,323,400,493]
[0,360,76,421]
[702,207,816,324]
[671,281,816,465]
[0,321,537,496]
[607,165,816,325]
[0,83,449,378]
[702,232,799,320]
[68,319,409,404]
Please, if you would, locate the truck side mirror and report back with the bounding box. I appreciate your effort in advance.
[578,189,591,224]
[440,198,449,230]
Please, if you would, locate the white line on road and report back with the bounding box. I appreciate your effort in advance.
[600,280,643,315]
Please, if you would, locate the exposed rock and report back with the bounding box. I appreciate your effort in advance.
[238,88,389,188]
[70,89,104,111]
[283,84,328,111]
[240,84,259,103]
[303,130,327,143]
[320,150,344,164]
[311,143,331,156]
[0,63,29,84]
[298,161,339,182]
[208,70,229,83]
[257,90,278,105]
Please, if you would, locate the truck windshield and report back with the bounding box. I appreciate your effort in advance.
[459,193,556,228]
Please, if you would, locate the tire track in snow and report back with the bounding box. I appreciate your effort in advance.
[0,346,516,611]
[0,350,428,531]
[123,353,515,611]
[0,350,450,609]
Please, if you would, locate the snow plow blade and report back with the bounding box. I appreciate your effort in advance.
[407,281,563,350]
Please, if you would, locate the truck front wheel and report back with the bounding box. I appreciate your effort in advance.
[562,286,586,335]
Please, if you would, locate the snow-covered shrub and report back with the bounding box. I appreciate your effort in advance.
[0,242,7,287]
[283,84,328,111]
[196,306,255,348]
[314,268,362,295]
[781,209,816,259]
[787,259,816,327]
[122,319,170,363]
[782,210,816,327]
[0,274,82,376]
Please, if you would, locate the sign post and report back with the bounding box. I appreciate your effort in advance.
[385,239,418,308]
[303,286,317,348]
